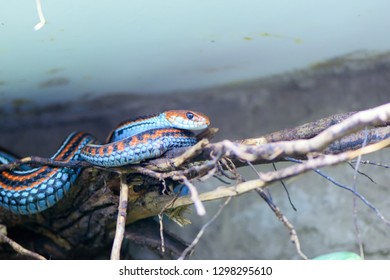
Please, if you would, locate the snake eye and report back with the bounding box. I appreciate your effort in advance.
[186,112,194,120]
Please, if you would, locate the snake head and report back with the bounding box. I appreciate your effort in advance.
[165,110,210,130]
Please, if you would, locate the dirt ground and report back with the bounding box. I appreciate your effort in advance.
[1,52,390,259]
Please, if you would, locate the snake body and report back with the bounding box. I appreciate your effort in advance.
[0,132,94,215]
[82,128,197,167]
[0,110,210,215]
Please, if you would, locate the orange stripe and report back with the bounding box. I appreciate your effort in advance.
[1,166,49,181]
[54,132,83,160]
[87,128,186,157]
[0,168,57,191]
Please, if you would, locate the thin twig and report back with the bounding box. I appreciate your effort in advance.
[285,157,390,227]
[0,230,46,260]
[178,197,232,260]
[110,173,129,260]
[0,156,91,172]
[347,162,376,184]
[217,160,237,180]
[351,160,390,169]
[180,177,206,216]
[255,188,308,259]
[223,157,243,183]
[271,162,297,211]
[246,162,304,258]
[158,214,165,253]
[352,128,368,259]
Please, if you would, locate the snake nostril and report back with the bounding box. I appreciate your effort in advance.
[186,112,194,120]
